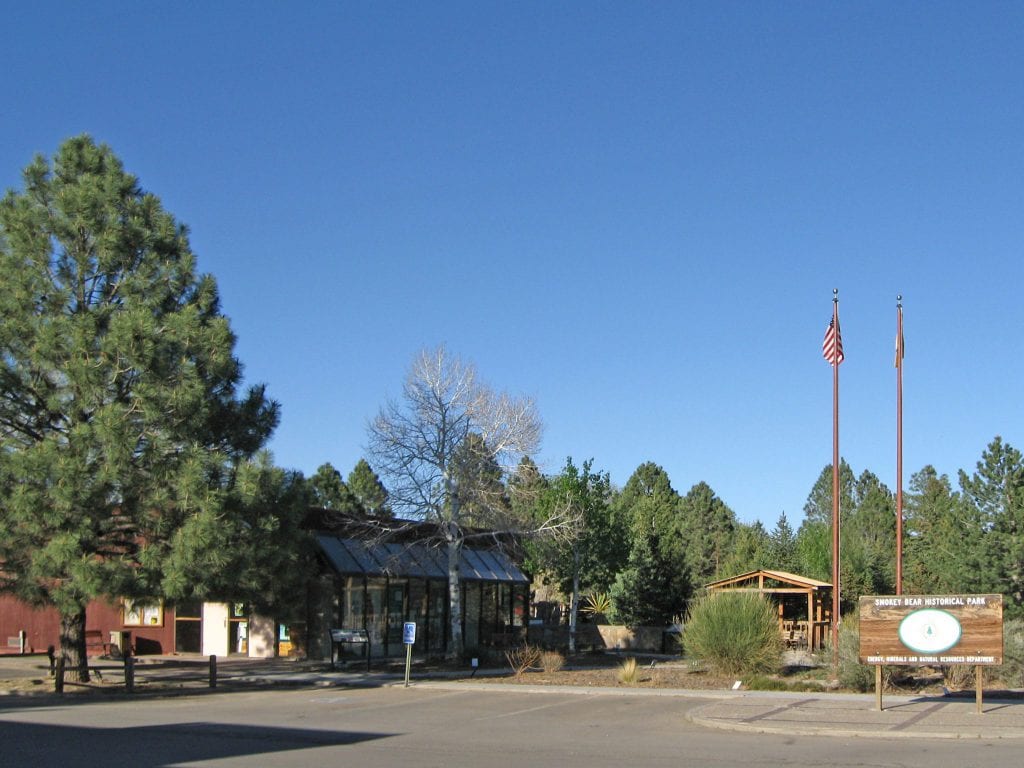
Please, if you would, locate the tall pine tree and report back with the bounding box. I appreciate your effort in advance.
[0,137,279,678]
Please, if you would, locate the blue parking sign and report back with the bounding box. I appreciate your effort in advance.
[403,622,417,645]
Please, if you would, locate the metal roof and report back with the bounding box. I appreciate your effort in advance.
[316,535,528,583]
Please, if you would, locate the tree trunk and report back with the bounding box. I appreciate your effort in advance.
[447,537,463,660]
[60,607,90,683]
[568,544,580,654]
[569,572,580,654]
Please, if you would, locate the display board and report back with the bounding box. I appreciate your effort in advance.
[858,594,1002,665]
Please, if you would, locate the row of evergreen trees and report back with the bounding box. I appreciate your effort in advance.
[508,435,1024,627]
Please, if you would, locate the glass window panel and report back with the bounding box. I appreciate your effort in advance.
[464,582,481,650]
[366,580,386,657]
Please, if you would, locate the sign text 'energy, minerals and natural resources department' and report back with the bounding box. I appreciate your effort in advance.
[858,594,1003,665]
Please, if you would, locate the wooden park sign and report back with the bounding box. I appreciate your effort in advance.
[858,594,1003,666]
[859,594,1003,713]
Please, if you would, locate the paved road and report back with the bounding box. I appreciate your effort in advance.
[1,684,1021,768]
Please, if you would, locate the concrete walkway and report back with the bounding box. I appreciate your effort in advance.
[684,689,1024,740]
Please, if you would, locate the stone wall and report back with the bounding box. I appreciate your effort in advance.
[527,623,671,652]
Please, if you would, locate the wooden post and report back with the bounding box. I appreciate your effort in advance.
[124,656,135,693]
[976,665,983,715]
[209,654,217,688]
[875,665,883,711]
[54,657,65,694]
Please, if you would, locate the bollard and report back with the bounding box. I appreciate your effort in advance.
[209,654,217,688]
[124,656,135,693]
[54,657,65,694]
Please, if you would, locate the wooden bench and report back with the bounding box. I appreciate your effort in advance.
[84,629,114,656]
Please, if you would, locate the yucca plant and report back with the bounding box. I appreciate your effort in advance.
[683,592,782,676]
[581,592,613,621]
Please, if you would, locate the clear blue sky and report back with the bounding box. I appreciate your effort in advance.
[3,3,1022,526]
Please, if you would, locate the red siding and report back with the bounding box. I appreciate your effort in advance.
[0,595,176,656]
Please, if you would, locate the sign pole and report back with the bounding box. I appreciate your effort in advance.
[402,622,416,688]
[875,665,883,711]
[976,666,983,715]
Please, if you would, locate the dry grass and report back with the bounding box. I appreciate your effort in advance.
[541,650,565,674]
[617,657,639,684]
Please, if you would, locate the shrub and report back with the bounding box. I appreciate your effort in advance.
[617,656,639,684]
[833,612,901,692]
[942,663,976,691]
[1000,618,1024,688]
[505,644,542,679]
[834,615,874,692]
[683,592,782,676]
[541,650,565,674]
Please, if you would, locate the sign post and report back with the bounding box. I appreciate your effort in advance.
[402,622,416,688]
[859,594,1002,712]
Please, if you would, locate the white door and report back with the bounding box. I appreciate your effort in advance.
[201,602,230,657]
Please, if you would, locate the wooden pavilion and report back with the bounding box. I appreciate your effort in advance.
[705,569,832,651]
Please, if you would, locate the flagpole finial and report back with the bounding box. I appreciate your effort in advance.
[833,288,839,303]
[897,294,902,307]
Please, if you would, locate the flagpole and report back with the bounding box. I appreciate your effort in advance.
[896,296,904,595]
[831,289,841,661]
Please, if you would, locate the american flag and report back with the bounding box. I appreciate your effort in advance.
[822,316,844,366]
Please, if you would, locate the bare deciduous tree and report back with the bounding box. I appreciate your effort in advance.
[367,345,545,657]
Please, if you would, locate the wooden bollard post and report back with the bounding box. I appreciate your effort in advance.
[54,657,65,694]
[124,656,135,693]
[209,654,217,688]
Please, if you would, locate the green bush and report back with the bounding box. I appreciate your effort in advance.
[834,616,874,691]
[1000,618,1024,688]
[833,612,902,692]
[683,592,782,676]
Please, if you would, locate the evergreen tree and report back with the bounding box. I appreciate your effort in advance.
[768,512,797,572]
[0,137,279,678]
[678,481,736,585]
[716,521,772,578]
[451,432,509,525]
[959,437,1024,614]
[309,462,362,513]
[903,466,986,594]
[802,460,856,525]
[613,462,692,609]
[610,525,689,627]
[845,471,896,595]
[347,458,390,518]
[794,520,831,583]
[615,462,685,568]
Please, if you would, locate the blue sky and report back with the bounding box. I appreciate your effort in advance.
[3,3,1022,526]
